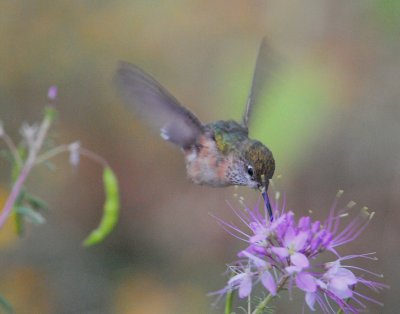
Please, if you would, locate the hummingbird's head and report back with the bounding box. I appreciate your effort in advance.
[241,140,275,191]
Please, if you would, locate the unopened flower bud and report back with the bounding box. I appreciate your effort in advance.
[47,85,58,100]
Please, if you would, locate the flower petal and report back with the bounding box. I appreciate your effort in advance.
[261,271,276,296]
[284,226,296,244]
[285,265,302,274]
[292,231,309,251]
[305,292,316,311]
[252,245,268,255]
[228,273,246,286]
[241,251,267,268]
[239,275,253,298]
[311,221,320,233]
[325,260,340,277]
[296,272,317,292]
[316,279,327,289]
[335,268,357,285]
[298,216,311,230]
[329,278,353,299]
[291,252,310,268]
[271,247,289,258]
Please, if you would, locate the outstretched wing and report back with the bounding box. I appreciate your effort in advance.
[242,38,280,129]
[115,62,204,148]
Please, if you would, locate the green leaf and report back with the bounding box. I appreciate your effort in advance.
[0,294,14,314]
[14,212,25,236]
[13,189,27,236]
[15,207,46,225]
[25,193,49,212]
[82,167,120,246]
[11,145,27,181]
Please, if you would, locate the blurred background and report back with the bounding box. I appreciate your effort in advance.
[0,1,399,313]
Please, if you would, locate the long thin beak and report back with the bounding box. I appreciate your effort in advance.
[261,182,273,221]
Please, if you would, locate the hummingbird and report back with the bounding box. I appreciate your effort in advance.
[115,38,276,219]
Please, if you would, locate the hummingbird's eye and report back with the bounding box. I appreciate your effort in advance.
[247,165,254,178]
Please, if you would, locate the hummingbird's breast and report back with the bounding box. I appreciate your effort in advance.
[183,134,232,187]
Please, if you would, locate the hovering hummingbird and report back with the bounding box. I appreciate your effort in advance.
[115,38,277,219]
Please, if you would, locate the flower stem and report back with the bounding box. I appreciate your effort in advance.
[36,144,109,168]
[252,293,274,314]
[224,289,234,314]
[35,144,69,164]
[0,109,53,229]
[251,276,288,314]
[79,147,109,168]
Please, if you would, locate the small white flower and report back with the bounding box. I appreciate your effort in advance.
[20,123,39,147]
[68,141,81,167]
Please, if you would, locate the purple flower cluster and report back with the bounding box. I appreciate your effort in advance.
[215,191,387,313]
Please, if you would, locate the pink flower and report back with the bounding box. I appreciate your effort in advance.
[271,227,310,269]
[228,271,253,298]
[323,260,357,299]
[241,251,277,296]
[213,192,387,313]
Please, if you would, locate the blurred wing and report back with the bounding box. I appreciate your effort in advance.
[242,38,280,129]
[115,62,204,148]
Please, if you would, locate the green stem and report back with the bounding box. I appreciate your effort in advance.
[35,144,69,164]
[36,144,109,168]
[224,289,234,314]
[252,293,274,314]
[251,276,288,314]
